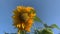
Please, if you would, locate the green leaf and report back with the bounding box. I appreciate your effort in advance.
[34,28,53,34]
[34,16,42,22]
[44,23,48,28]
[46,28,53,32]
[41,28,53,34]
[51,24,60,29]
[34,29,41,34]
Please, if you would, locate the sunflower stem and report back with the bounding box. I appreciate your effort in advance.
[18,30,26,34]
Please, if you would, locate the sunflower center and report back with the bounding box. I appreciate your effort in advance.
[18,12,29,22]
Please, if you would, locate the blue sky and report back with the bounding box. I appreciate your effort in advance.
[0,0,60,34]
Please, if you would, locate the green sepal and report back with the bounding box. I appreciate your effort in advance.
[34,16,42,22]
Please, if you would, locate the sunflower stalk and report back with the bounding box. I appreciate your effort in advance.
[18,30,26,34]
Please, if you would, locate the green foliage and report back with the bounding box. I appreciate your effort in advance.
[41,28,53,34]
[20,31,26,34]
[34,23,60,34]
[34,29,41,34]
[44,23,49,28]
[34,16,42,22]
[34,28,53,34]
[43,23,60,29]
[50,24,60,29]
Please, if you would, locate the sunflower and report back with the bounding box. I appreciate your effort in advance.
[12,6,36,32]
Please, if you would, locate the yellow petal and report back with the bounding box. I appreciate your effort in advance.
[29,13,36,18]
[25,27,30,32]
[17,24,21,28]
[22,23,25,29]
[28,19,33,23]
[17,6,25,12]
[25,7,34,12]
